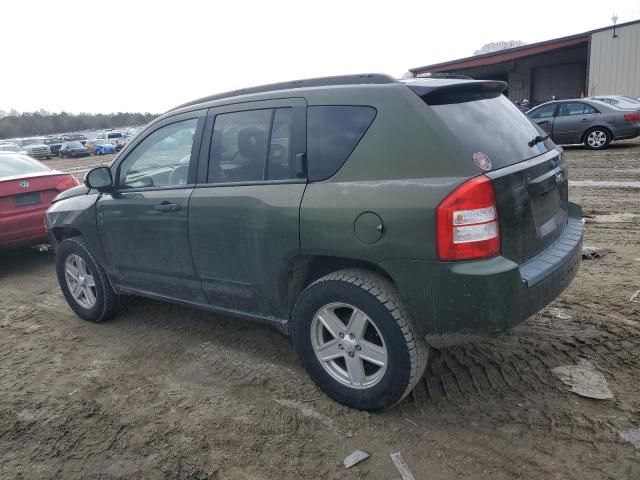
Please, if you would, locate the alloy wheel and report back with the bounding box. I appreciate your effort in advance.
[64,254,97,309]
[311,302,388,389]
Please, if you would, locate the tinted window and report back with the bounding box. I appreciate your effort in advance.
[108,132,123,139]
[431,95,552,169]
[307,106,376,181]
[118,118,197,189]
[208,108,295,183]
[0,154,49,177]
[558,102,591,116]
[528,104,556,119]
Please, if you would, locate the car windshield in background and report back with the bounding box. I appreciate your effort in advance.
[429,94,552,169]
[71,135,86,140]
[67,141,84,148]
[107,133,123,139]
[21,138,44,145]
[43,138,59,144]
[0,154,50,177]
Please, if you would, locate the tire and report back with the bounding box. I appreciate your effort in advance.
[55,237,120,323]
[584,127,611,150]
[292,269,428,411]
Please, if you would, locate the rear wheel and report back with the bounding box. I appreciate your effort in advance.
[584,127,611,149]
[292,269,428,411]
[56,237,120,322]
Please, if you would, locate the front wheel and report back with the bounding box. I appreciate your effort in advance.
[584,127,611,150]
[292,269,428,411]
[55,237,120,322]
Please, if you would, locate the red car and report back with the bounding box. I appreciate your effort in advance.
[0,153,79,248]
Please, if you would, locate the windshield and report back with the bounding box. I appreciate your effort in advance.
[21,138,44,146]
[107,132,123,139]
[427,94,553,169]
[67,141,84,148]
[0,154,50,177]
[43,138,59,145]
[71,134,86,140]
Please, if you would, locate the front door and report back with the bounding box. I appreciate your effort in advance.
[97,113,206,301]
[189,99,307,318]
[528,103,557,138]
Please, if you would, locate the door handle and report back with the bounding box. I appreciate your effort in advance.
[538,120,551,125]
[580,118,589,122]
[154,202,181,212]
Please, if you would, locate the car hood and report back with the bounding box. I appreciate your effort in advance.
[52,184,90,203]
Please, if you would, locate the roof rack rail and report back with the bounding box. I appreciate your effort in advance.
[169,73,398,112]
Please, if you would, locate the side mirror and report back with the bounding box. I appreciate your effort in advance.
[84,166,113,191]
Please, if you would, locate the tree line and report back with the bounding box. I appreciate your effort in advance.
[0,110,158,140]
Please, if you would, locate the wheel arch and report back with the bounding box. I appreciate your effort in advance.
[283,255,394,319]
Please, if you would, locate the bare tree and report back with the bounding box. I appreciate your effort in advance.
[474,40,526,56]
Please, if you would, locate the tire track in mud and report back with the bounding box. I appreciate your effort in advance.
[412,308,640,407]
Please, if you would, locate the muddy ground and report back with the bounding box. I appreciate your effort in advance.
[1,142,639,479]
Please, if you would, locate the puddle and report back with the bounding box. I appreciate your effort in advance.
[569,180,640,188]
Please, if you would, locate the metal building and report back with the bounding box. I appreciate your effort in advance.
[410,19,640,104]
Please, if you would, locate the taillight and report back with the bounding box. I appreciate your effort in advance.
[56,175,80,192]
[436,175,500,261]
[623,113,640,122]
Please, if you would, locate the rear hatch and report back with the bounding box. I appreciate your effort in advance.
[407,79,568,264]
[0,172,71,218]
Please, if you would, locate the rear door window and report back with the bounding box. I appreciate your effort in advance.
[306,106,376,181]
[428,95,553,169]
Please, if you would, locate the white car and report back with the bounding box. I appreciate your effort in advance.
[589,95,640,110]
[96,131,126,150]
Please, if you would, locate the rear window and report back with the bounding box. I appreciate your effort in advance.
[426,94,552,169]
[108,133,123,139]
[307,106,376,181]
[0,154,49,177]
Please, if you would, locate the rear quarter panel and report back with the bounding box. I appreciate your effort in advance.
[300,85,478,263]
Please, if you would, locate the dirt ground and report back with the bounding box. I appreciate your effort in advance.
[1,142,640,479]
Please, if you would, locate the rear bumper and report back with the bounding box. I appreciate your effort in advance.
[381,202,583,335]
[0,209,48,248]
[613,125,640,140]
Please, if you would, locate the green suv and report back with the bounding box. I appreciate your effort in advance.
[46,74,583,410]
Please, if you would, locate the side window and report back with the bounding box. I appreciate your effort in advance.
[307,106,376,181]
[584,104,599,114]
[528,104,556,119]
[558,102,588,116]
[118,118,197,189]
[208,108,295,183]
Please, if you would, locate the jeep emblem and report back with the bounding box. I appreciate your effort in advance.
[473,152,492,171]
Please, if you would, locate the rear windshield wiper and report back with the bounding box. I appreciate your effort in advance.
[528,134,549,147]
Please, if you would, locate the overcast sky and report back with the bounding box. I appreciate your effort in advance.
[2,0,639,114]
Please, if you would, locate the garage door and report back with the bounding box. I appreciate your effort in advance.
[531,63,586,103]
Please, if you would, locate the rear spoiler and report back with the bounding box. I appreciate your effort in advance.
[404,80,508,105]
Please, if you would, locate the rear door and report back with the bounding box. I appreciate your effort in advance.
[552,102,599,144]
[189,98,307,318]
[422,90,568,265]
[96,111,206,300]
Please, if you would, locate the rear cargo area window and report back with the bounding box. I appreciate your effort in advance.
[307,106,376,181]
[428,94,553,169]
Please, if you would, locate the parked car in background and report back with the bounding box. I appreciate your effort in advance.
[46,74,583,411]
[96,131,125,150]
[58,141,90,158]
[86,140,116,156]
[17,138,52,159]
[43,137,63,156]
[527,99,640,149]
[0,153,79,248]
[61,133,88,145]
[0,143,28,155]
[589,95,640,109]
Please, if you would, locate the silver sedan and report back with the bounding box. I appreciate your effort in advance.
[527,99,640,149]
